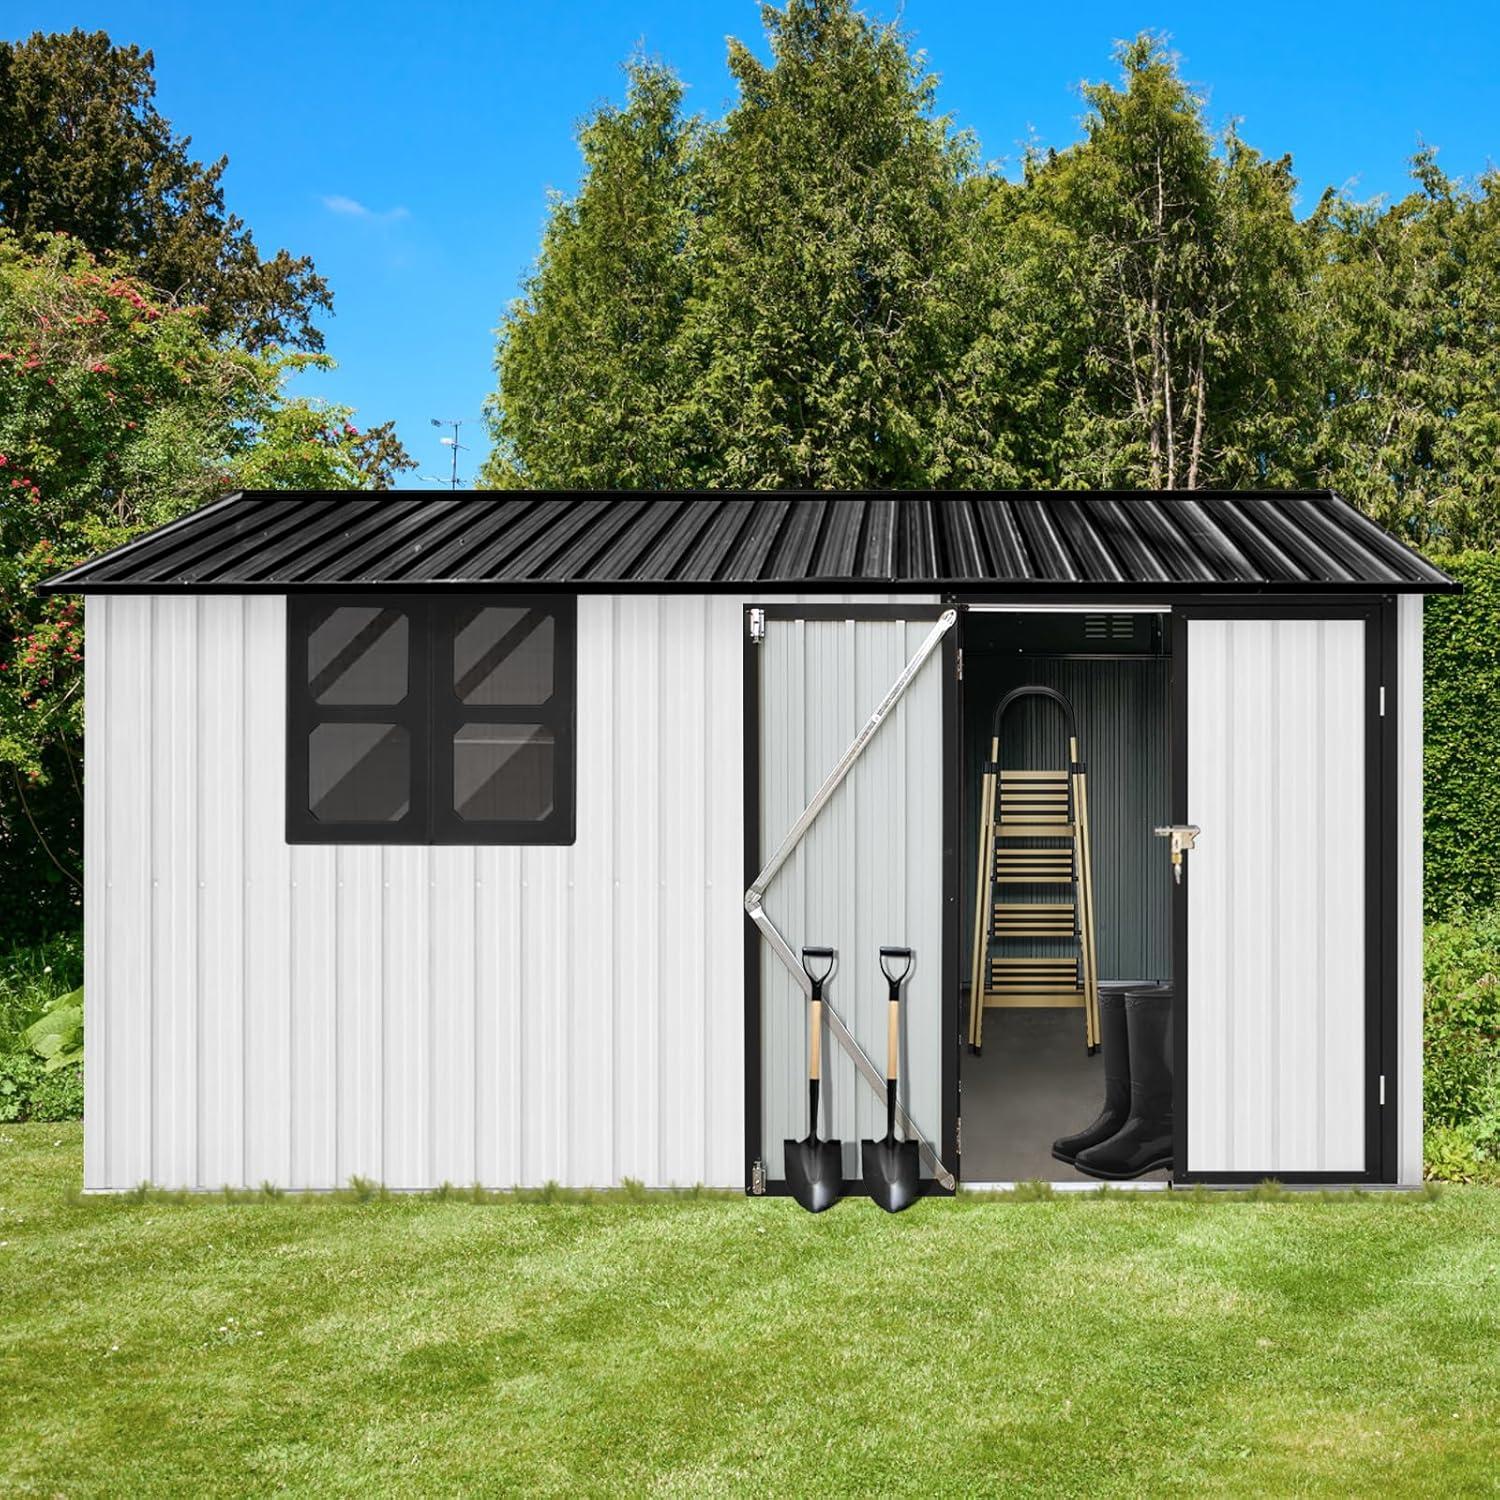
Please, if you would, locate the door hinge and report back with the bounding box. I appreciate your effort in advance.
[956,647,964,681]
[749,607,765,643]
[750,1159,766,1194]
[1379,685,1386,717]
[956,1117,962,1155]
[1379,1074,1386,1106]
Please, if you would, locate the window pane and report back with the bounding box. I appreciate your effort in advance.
[309,723,410,823]
[453,607,554,705]
[309,607,408,705]
[453,723,554,822]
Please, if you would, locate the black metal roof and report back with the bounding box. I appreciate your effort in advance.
[40,490,1455,594]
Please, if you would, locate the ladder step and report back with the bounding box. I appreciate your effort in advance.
[990,959,1080,987]
[982,990,1087,1009]
[994,850,1075,881]
[995,821,1075,836]
[999,770,1069,781]
[992,917,1075,932]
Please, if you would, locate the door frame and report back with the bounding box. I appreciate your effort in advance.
[1170,599,1399,1185]
[742,602,961,1198]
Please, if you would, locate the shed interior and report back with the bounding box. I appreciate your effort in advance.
[960,609,1173,1183]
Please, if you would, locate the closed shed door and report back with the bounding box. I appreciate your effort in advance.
[1183,612,1379,1179]
[750,609,953,1191]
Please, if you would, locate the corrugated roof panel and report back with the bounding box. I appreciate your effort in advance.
[719,497,791,582]
[407,497,530,578]
[322,498,464,583]
[664,498,746,580]
[1254,498,1361,583]
[1172,498,1259,582]
[940,498,986,579]
[1129,498,1223,583]
[455,498,566,579]
[817,498,866,578]
[969,499,1030,580]
[1089,498,1169,581]
[381,499,498,580]
[1010,499,1080,581]
[545,496,651,579]
[40,490,1457,594]
[631,499,719,580]
[858,499,897,578]
[1049,499,1129,583]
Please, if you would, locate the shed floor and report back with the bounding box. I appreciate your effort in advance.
[960,1006,1171,1184]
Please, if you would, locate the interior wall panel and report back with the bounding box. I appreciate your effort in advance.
[962,654,1172,985]
[84,592,906,1190]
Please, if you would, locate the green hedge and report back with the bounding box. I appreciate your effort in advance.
[1423,552,1500,920]
[1423,906,1500,1181]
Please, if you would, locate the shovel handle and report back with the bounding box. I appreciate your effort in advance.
[886,994,899,1082]
[880,945,913,993]
[809,997,822,1082]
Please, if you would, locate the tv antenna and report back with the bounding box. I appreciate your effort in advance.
[428,417,468,490]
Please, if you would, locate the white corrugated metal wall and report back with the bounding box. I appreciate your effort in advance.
[757,614,947,1185]
[83,591,1426,1191]
[1186,617,1369,1174]
[83,591,924,1191]
[86,593,751,1189]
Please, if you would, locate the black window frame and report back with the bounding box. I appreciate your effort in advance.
[286,593,577,846]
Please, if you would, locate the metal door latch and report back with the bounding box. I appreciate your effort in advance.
[1154,824,1201,884]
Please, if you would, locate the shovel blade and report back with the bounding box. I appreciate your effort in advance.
[784,1136,843,1213]
[862,1136,921,1213]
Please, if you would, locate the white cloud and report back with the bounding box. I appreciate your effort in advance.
[322,195,409,223]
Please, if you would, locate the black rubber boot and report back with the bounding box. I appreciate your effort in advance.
[1050,984,1133,1167]
[1075,984,1174,1180]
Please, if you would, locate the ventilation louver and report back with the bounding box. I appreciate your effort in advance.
[1084,614,1135,641]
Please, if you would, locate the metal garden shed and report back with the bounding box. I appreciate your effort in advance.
[42,492,1453,1195]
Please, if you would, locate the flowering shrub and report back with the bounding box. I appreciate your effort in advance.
[0,231,409,786]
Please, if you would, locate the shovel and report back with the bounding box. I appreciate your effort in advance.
[863,946,920,1213]
[785,946,842,1213]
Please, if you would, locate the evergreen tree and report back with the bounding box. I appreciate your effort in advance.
[679,0,980,489]
[482,59,699,488]
[0,29,330,351]
[482,11,1500,554]
[1308,152,1500,549]
[1017,36,1310,490]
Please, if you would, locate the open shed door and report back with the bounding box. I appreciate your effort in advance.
[1177,607,1386,1182]
[745,606,958,1196]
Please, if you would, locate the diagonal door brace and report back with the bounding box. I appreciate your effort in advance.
[745,609,959,1191]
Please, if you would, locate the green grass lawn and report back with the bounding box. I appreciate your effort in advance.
[1,1126,1497,1497]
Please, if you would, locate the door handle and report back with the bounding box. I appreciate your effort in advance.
[1154,824,1201,885]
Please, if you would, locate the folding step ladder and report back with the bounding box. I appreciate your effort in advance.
[967,686,1101,1053]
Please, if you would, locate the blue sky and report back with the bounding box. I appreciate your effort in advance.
[10,2,1498,485]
